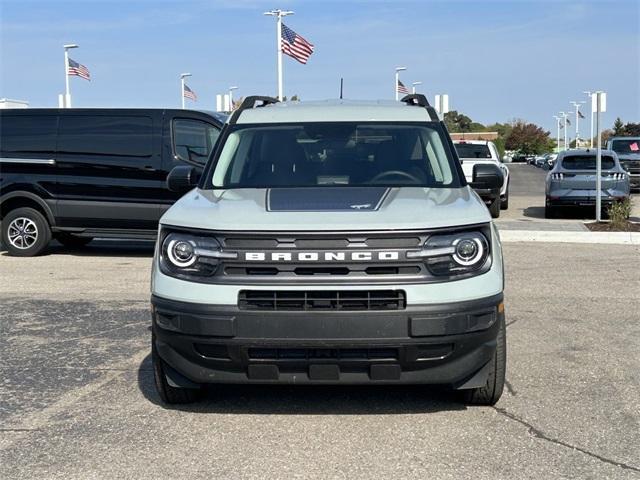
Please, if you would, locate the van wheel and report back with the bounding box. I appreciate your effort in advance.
[56,233,93,248]
[1,207,51,257]
[152,339,201,405]
[489,198,500,218]
[463,316,506,406]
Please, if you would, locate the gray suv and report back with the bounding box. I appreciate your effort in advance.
[545,149,629,218]
[151,95,506,406]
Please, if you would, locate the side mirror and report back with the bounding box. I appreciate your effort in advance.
[471,163,503,190]
[167,165,201,193]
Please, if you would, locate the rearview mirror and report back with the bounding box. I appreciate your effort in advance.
[167,165,201,193]
[471,163,503,190]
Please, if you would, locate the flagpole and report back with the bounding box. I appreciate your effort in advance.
[264,9,294,101]
[63,44,78,108]
[277,15,283,101]
[553,115,561,152]
[180,73,191,109]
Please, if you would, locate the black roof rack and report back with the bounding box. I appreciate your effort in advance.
[229,95,279,125]
[400,94,439,122]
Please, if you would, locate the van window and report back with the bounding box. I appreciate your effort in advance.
[58,116,152,157]
[0,115,57,153]
[173,119,220,165]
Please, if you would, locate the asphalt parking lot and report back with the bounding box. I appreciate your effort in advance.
[1,166,639,479]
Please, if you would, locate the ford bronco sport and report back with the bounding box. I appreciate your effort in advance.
[151,95,506,406]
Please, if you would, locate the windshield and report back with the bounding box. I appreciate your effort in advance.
[611,139,640,155]
[561,155,616,170]
[454,143,492,159]
[209,122,462,188]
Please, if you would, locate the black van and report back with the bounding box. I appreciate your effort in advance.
[0,108,225,256]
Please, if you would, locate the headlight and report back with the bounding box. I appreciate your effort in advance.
[407,230,490,277]
[160,231,236,278]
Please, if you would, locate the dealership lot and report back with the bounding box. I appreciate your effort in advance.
[1,166,639,479]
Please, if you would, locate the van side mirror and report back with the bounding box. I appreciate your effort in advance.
[167,165,201,193]
[471,163,503,190]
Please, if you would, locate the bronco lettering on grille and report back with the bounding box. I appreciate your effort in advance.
[244,251,400,262]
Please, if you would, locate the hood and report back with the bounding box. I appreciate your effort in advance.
[160,186,490,231]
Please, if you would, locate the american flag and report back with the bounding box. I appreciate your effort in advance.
[577,110,585,119]
[281,24,314,64]
[67,58,90,81]
[396,80,410,95]
[183,84,197,101]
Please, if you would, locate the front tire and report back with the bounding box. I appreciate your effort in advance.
[1,207,51,257]
[500,186,509,210]
[489,197,500,218]
[545,205,557,219]
[464,315,506,406]
[152,338,201,405]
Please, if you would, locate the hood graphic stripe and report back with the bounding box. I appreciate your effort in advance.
[267,187,390,212]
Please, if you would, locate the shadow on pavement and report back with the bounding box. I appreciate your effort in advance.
[523,205,601,220]
[137,354,467,415]
[0,239,155,258]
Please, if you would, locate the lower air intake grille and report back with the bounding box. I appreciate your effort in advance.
[238,290,406,311]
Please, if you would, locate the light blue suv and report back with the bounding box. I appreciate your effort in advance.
[150,95,506,405]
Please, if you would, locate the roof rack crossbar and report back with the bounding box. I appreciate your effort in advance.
[229,95,279,125]
[400,94,440,122]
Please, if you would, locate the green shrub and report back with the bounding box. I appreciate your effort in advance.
[607,198,631,228]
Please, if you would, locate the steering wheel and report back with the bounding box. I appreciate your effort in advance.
[370,170,422,184]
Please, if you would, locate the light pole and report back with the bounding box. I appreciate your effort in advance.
[395,66,406,101]
[180,73,191,109]
[411,81,422,94]
[264,9,294,101]
[559,112,569,151]
[63,44,78,108]
[570,100,586,148]
[553,115,562,152]
[229,86,238,109]
[583,91,594,148]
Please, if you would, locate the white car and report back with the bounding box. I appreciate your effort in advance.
[453,140,510,217]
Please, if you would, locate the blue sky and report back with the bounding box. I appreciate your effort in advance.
[1,0,638,133]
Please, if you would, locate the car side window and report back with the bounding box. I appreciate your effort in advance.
[172,119,220,166]
[0,115,57,154]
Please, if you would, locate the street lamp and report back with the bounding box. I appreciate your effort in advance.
[229,86,238,110]
[264,9,294,101]
[411,81,422,94]
[180,73,192,109]
[395,66,406,101]
[570,100,586,148]
[63,44,78,108]
[553,115,562,152]
[583,91,594,148]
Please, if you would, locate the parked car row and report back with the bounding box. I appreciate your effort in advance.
[527,153,557,169]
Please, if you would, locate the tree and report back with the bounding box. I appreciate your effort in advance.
[623,122,640,136]
[613,117,625,136]
[444,111,474,133]
[505,121,553,155]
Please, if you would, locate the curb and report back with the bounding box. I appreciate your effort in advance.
[499,230,640,245]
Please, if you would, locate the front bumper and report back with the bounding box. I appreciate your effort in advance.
[152,293,504,387]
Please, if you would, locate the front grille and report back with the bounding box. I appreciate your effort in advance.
[248,347,399,361]
[238,290,406,311]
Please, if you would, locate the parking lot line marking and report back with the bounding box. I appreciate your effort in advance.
[500,230,640,245]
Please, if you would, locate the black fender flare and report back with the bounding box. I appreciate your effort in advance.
[0,190,56,226]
